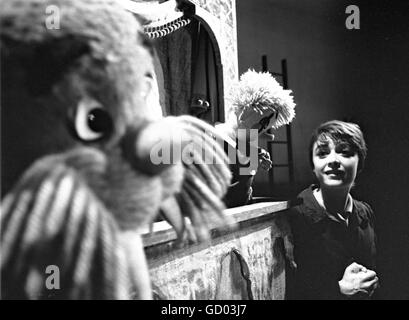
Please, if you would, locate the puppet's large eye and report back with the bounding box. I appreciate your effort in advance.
[74,100,113,142]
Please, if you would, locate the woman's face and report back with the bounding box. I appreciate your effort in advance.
[312,138,359,191]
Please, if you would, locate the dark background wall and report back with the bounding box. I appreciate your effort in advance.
[236,0,409,299]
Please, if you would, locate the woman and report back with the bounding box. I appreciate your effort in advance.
[288,120,379,299]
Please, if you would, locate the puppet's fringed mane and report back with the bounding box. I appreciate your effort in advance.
[230,69,296,130]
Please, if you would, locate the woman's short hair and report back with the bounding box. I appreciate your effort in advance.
[309,120,367,171]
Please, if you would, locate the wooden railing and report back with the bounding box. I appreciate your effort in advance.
[143,201,293,300]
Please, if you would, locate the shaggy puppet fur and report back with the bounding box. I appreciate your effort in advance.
[231,69,296,132]
[1,0,231,299]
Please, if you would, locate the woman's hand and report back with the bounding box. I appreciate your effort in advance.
[338,262,379,298]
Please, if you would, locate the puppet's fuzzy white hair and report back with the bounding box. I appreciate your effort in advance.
[230,69,296,130]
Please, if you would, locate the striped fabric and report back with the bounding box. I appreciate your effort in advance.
[144,17,191,39]
[1,161,133,299]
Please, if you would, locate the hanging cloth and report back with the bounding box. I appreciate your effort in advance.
[190,22,220,124]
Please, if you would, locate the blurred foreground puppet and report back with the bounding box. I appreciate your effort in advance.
[216,70,296,208]
[0,0,231,299]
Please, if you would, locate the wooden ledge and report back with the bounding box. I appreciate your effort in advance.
[142,201,291,248]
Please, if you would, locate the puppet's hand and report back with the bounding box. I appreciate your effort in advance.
[258,148,272,171]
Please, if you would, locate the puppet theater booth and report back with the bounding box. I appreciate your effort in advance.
[121,0,236,123]
[124,0,294,300]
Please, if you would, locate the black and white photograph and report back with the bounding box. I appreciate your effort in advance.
[1,0,408,304]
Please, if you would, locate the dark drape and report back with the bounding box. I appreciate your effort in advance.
[155,23,193,116]
[154,20,221,124]
[190,21,220,124]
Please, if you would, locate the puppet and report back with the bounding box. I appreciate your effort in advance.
[217,69,296,207]
[0,0,231,299]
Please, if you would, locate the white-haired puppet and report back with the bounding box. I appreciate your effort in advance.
[217,69,296,207]
[0,0,231,299]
